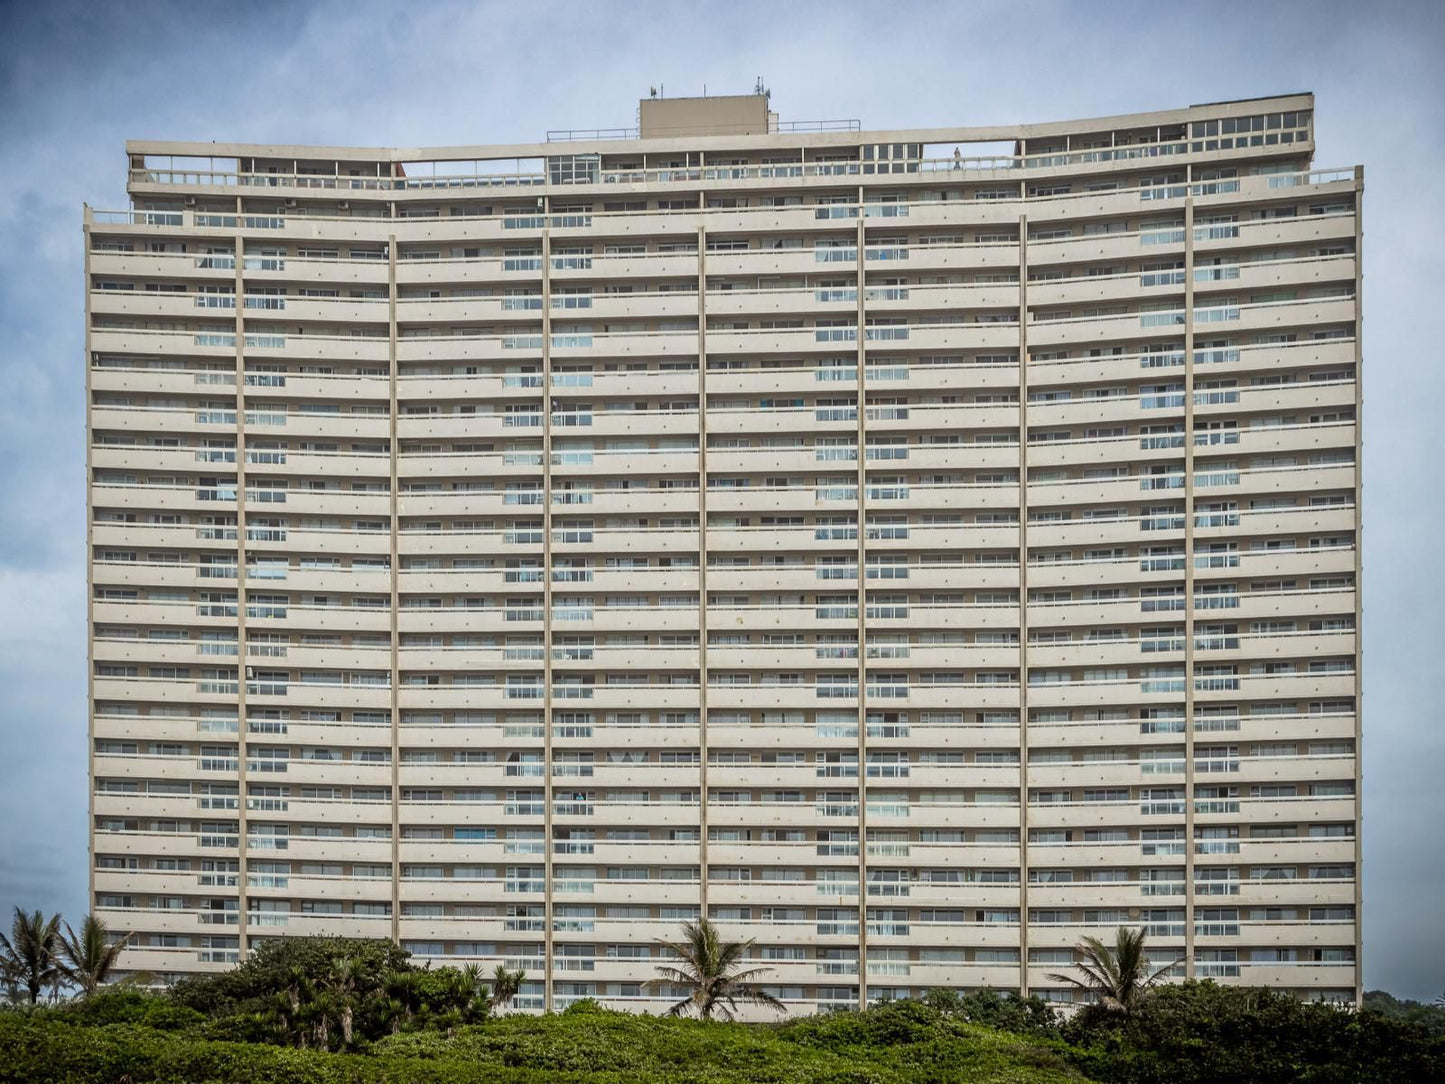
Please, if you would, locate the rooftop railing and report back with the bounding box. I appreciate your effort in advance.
[94,169,1355,239]
[123,137,1328,197]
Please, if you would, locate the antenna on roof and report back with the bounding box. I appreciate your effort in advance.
[649,86,658,99]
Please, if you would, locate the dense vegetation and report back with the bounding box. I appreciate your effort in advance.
[1362,987,1445,1036]
[2,929,1442,1083]
[0,995,1090,1084]
[1062,982,1445,1084]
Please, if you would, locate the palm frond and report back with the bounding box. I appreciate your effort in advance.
[1052,926,1175,1014]
[651,918,784,1020]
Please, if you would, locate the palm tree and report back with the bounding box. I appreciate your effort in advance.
[0,908,62,1004]
[262,990,303,1047]
[0,954,19,1002]
[56,914,132,996]
[320,956,365,1048]
[379,994,407,1036]
[268,965,314,1047]
[282,964,311,1017]
[1046,926,1180,1014]
[384,969,423,1031]
[307,989,339,1050]
[651,918,785,1021]
[457,962,493,1023]
[489,964,525,1012]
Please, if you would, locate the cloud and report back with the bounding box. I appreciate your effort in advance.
[0,0,1442,998]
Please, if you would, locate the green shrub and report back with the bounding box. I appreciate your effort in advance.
[12,976,1440,1084]
[0,1008,1095,1084]
[53,987,206,1031]
[921,989,1060,1037]
[169,937,411,1017]
[561,997,607,1015]
[1066,981,1445,1084]
[1362,989,1445,1037]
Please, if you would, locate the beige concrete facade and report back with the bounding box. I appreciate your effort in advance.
[87,91,1361,1012]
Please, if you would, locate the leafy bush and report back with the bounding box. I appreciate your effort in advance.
[168,937,411,1017]
[561,997,607,1015]
[5,964,1441,1084]
[165,937,491,1051]
[1066,980,1445,1084]
[923,988,1061,1037]
[0,1006,1095,1084]
[1362,989,1445,1036]
[37,986,205,1031]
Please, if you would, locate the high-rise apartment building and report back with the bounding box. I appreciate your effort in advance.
[87,91,1362,1011]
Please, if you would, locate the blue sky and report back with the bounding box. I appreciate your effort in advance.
[0,0,1441,997]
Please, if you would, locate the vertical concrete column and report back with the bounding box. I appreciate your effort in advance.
[84,212,97,920]
[1182,196,1197,979]
[1350,164,1365,1004]
[387,233,402,945]
[1016,213,1031,995]
[233,222,251,956]
[540,199,556,1011]
[696,217,710,915]
[854,200,870,1007]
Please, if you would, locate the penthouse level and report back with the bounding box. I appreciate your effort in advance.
[87,90,1361,1012]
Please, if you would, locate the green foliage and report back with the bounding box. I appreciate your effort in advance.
[0,1002,1093,1084]
[381,963,492,1033]
[1047,928,1177,1018]
[1362,988,1445,1036]
[2,928,1442,1084]
[55,915,132,996]
[491,964,526,1012]
[652,918,787,1021]
[1066,980,1445,1084]
[561,996,606,1015]
[39,987,204,1031]
[165,938,496,1051]
[378,1004,1088,1083]
[921,988,1060,1037]
[0,908,61,1005]
[168,937,411,1017]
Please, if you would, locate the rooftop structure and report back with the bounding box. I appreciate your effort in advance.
[88,91,1361,1011]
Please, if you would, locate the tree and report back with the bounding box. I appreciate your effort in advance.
[1067,980,1445,1084]
[319,956,364,1048]
[650,918,785,1021]
[456,963,494,1024]
[168,936,410,1018]
[923,987,1060,1036]
[383,969,423,1032]
[1047,926,1179,1015]
[1363,989,1445,1038]
[0,908,62,1004]
[56,914,132,996]
[261,966,315,1048]
[490,963,525,1012]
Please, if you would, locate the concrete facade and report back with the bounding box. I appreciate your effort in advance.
[86,91,1362,1011]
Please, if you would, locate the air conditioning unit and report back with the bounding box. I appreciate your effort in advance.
[284,198,298,208]
[338,200,350,211]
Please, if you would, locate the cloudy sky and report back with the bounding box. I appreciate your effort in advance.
[1,0,1441,998]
